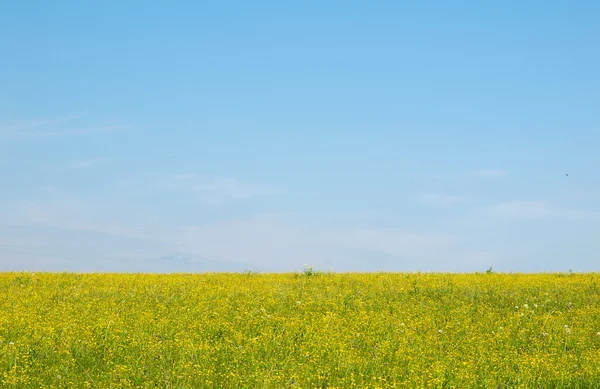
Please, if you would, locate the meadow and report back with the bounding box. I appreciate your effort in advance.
[1,270,600,388]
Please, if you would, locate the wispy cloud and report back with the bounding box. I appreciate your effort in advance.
[469,169,509,179]
[42,157,113,171]
[154,173,285,201]
[70,157,112,169]
[0,112,132,140]
[2,199,471,272]
[0,112,87,135]
[428,169,509,182]
[146,215,462,271]
[19,125,132,138]
[486,201,550,219]
[330,226,459,257]
[418,193,469,206]
[486,200,600,221]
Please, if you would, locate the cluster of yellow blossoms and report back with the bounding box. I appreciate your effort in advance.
[1,271,600,388]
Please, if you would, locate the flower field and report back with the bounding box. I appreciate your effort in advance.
[2,271,600,388]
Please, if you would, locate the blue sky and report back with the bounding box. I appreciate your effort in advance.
[1,1,599,272]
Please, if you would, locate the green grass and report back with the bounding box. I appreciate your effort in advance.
[1,271,600,388]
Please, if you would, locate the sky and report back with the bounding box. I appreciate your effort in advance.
[1,1,599,273]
